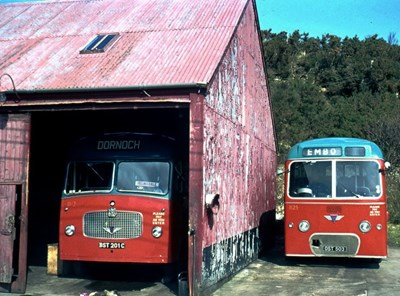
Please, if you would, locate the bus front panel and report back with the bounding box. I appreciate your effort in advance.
[59,195,178,263]
[284,201,388,258]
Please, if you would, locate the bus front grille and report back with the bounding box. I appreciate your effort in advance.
[83,211,143,239]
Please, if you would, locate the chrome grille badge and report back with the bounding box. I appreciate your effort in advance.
[103,221,122,235]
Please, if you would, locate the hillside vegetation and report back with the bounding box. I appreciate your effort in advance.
[262,30,400,231]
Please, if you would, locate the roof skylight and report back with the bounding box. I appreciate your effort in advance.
[80,33,120,54]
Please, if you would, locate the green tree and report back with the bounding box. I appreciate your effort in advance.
[263,29,400,225]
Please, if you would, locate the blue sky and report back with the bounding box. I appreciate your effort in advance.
[256,0,399,40]
[1,0,398,40]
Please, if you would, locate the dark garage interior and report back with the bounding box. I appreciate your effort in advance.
[27,107,190,280]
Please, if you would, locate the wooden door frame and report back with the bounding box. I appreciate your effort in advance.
[0,113,30,294]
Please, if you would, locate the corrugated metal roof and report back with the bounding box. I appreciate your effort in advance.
[0,0,251,92]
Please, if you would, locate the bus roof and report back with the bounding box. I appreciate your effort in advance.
[287,137,384,160]
[68,132,177,161]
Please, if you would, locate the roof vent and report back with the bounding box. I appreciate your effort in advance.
[80,33,120,54]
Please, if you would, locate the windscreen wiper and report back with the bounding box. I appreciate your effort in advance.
[87,163,104,181]
[338,182,361,198]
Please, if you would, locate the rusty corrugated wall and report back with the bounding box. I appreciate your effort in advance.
[190,1,277,292]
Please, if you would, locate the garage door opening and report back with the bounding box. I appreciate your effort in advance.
[27,107,189,283]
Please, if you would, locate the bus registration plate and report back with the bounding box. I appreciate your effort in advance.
[99,242,125,249]
[322,245,347,252]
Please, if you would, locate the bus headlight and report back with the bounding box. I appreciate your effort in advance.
[298,220,310,232]
[65,225,76,236]
[152,226,162,238]
[359,220,371,233]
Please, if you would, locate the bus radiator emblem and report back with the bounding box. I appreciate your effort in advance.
[107,207,117,218]
[103,222,122,235]
[324,215,344,222]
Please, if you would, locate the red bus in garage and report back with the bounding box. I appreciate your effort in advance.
[59,132,187,267]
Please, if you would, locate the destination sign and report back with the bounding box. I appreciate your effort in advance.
[97,140,141,150]
[302,147,342,157]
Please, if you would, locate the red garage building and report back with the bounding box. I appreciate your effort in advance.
[0,0,276,295]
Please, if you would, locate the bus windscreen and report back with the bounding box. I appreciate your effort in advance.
[289,160,381,198]
[65,161,114,194]
[116,162,170,195]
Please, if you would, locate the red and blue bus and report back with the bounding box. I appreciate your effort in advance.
[284,137,390,259]
[59,132,187,269]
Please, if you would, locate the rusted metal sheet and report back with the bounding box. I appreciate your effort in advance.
[0,113,30,293]
[197,1,277,291]
[1,95,191,110]
[0,0,248,92]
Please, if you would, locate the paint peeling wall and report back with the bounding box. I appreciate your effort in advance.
[199,1,277,290]
[0,113,30,293]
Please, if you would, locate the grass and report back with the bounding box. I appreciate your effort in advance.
[388,223,400,247]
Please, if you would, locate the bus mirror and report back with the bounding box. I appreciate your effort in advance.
[384,162,391,170]
[277,169,284,176]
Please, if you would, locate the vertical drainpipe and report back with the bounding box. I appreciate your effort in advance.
[188,225,196,295]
